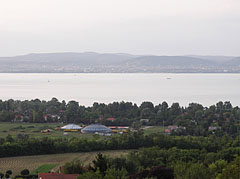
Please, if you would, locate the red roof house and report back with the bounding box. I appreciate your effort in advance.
[106,117,116,121]
[39,173,80,179]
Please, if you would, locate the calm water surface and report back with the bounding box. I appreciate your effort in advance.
[0,73,239,107]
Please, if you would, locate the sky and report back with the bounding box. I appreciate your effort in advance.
[0,0,240,57]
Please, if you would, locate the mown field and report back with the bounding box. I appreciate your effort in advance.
[0,150,131,176]
[0,122,165,138]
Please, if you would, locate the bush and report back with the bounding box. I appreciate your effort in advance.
[20,169,30,176]
[5,170,12,175]
[64,160,85,174]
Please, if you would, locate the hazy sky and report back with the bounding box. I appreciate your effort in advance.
[0,0,240,56]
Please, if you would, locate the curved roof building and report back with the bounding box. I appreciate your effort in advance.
[81,124,112,134]
[61,124,82,130]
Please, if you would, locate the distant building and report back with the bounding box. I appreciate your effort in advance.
[208,126,221,131]
[165,125,186,134]
[140,119,150,123]
[164,129,171,134]
[14,114,24,122]
[81,124,112,134]
[106,117,116,121]
[61,124,82,132]
[168,125,178,130]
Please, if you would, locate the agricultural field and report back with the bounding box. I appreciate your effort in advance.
[0,150,131,176]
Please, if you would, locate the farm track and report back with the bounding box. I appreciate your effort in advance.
[0,150,130,176]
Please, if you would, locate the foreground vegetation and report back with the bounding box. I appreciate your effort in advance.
[62,150,240,179]
[0,99,239,178]
[1,131,239,158]
[0,150,129,176]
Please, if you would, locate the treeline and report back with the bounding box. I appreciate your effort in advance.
[0,98,239,136]
[0,132,239,159]
[63,150,240,179]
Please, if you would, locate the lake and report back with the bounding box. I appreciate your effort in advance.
[0,73,239,107]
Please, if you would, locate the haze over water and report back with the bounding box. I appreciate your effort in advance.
[0,73,239,107]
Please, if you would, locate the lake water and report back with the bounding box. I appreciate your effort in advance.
[0,73,239,107]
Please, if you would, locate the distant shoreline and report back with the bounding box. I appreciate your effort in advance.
[0,72,240,74]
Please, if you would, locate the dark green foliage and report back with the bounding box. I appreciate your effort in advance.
[104,168,128,179]
[5,171,12,179]
[77,169,102,179]
[174,162,213,179]
[219,156,240,179]
[64,160,85,174]
[5,170,12,175]
[92,153,109,175]
[0,99,239,137]
[129,169,149,179]
[15,175,38,179]
[148,166,174,179]
[0,132,239,159]
[108,157,138,174]
[0,98,239,178]
[20,169,29,176]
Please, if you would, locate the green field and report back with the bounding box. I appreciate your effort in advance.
[35,164,58,174]
[143,126,166,135]
[0,123,164,139]
[0,122,93,139]
[0,150,131,176]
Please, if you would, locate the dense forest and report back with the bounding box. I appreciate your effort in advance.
[0,98,239,136]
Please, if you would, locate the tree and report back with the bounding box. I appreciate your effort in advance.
[174,162,212,179]
[64,160,85,174]
[219,156,240,179]
[148,166,174,179]
[21,169,30,176]
[140,107,151,119]
[5,170,12,175]
[131,121,142,131]
[208,159,227,178]
[5,170,12,179]
[104,168,128,179]
[0,173,4,179]
[77,170,102,179]
[93,153,109,175]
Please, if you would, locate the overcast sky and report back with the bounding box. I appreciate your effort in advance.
[0,0,240,56]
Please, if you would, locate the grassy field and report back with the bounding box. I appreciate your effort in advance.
[35,164,58,173]
[0,122,93,139]
[0,150,131,176]
[0,123,164,138]
[143,126,166,135]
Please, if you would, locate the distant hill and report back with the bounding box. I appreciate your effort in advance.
[0,52,135,66]
[223,57,240,67]
[187,55,235,63]
[123,56,215,67]
[0,52,239,73]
